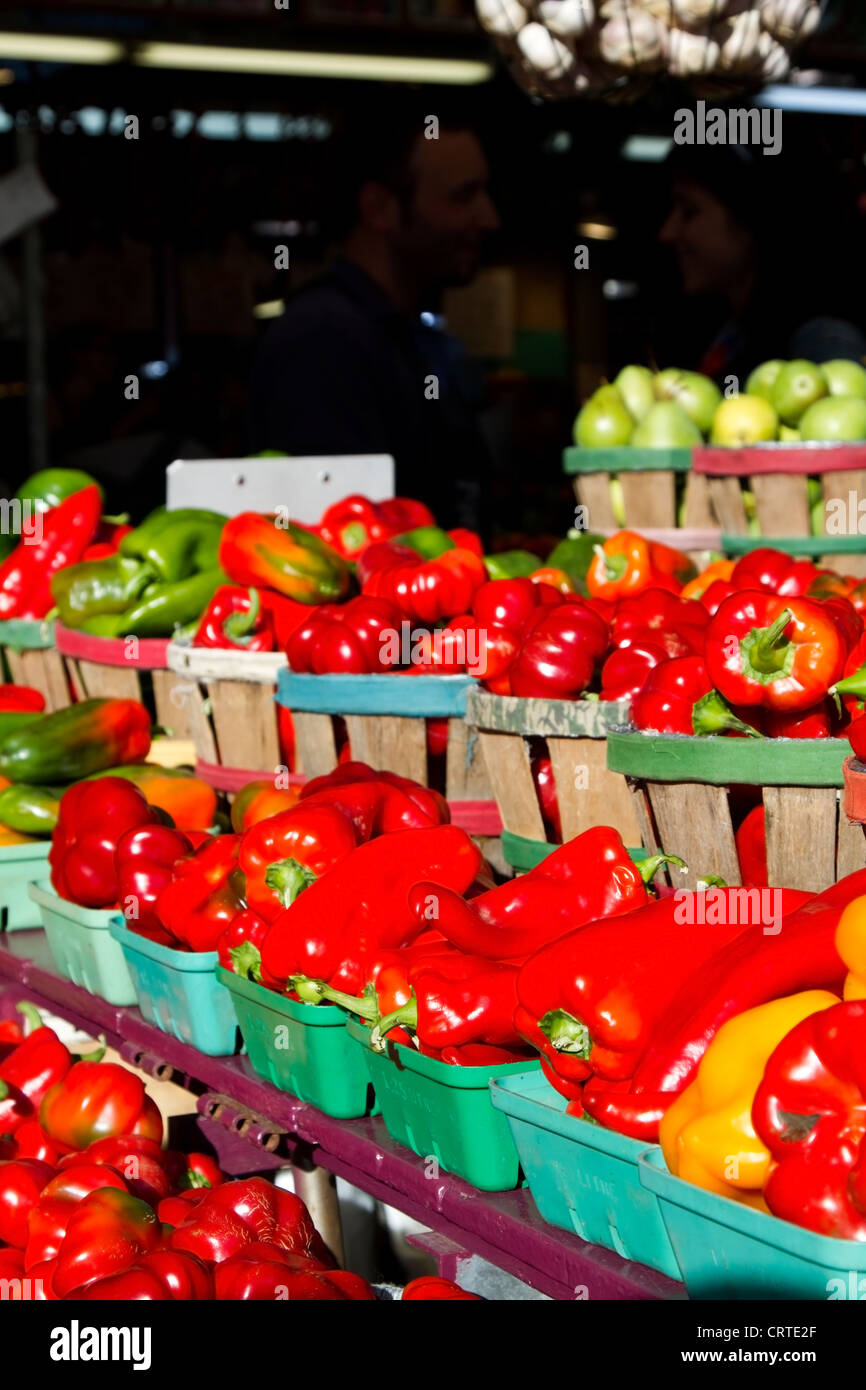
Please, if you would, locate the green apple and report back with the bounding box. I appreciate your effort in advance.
[710,394,779,445]
[573,385,634,448]
[631,401,703,448]
[609,478,625,526]
[778,425,801,441]
[821,359,866,400]
[614,365,655,423]
[771,359,828,426]
[654,368,722,436]
[745,360,785,402]
[799,394,866,442]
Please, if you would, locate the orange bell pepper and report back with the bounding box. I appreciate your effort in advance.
[529,567,574,594]
[835,893,866,1000]
[680,559,735,602]
[230,780,302,834]
[586,531,683,601]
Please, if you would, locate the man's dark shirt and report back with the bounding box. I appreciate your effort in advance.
[248,258,490,531]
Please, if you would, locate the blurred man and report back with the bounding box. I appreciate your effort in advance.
[249,101,500,530]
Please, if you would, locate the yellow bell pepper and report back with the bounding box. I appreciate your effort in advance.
[0,822,36,847]
[834,894,866,1000]
[659,990,839,1208]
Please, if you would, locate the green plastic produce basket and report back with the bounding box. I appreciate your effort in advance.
[0,841,50,930]
[109,921,238,1056]
[217,967,375,1119]
[490,1069,680,1278]
[347,1016,536,1191]
[28,880,136,1006]
[639,1148,866,1299]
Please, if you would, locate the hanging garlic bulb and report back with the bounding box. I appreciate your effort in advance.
[535,0,596,39]
[667,26,721,73]
[670,0,727,28]
[758,0,821,43]
[714,7,763,70]
[757,29,792,78]
[517,21,577,77]
[476,0,529,39]
[598,6,665,69]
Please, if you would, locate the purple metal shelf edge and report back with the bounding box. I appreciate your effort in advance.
[0,929,685,1302]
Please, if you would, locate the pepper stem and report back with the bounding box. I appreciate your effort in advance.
[745,608,794,676]
[635,852,687,886]
[0,1079,7,1100]
[538,1009,592,1058]
[833,662,866,701]
[692,691,764,739]
[290,976,378,1019]
[264,857,317,908]
[16,1001,43,1035]
[223,589,261,645]
[592,545,625,584]
[229,941,262,983]
[371,991,418,1050]
[77,1034,107,1064]
[697,874,727,889]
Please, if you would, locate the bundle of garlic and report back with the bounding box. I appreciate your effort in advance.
[476,0,823,100]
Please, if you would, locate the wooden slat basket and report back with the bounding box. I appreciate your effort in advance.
[276,669,501,852]
[693,442,866,575]
[563,446,721,564]
[607,731,861,894]
[466,688,639,873]
[55,623,194,741]
[0,619,71,712]
[166,643,293,793]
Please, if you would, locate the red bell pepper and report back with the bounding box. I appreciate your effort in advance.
[216,908,270,980]
[53,1187,162,1297]
[504,601,609,700]
[155,834,245,952]
[706,591,846,713]
[40,1057,163,1152]
[115,822,195,944]
[599,640,669,702]
[531,751,562,841]
[377,497,435,534]
[0,1003,72,1136]
[849,712,866,761]
[730,548,822,598]
[25,1164,129,1270]
[762,701,833,739]
[751,1000,866,1239]
[735,804,768,887]
[472,577,555,634]
[214,1251,374,1300]
[362,547,487,625]
[611,589,708,649]
[832,632,866,718]
[193,585,275,651]
[820,595,864,654]
[0,1158,56,1248]
[238,803,359,923]
[75,1248,214,1300]
[372,957,523,1052]
[10,1119,63,1165]
[631,656,763,737]
[700,578,737,615]
[407,825,672,961]
[169,1176,329,1265]
[0,484,102,620]
[0,685,45,714]
[582,873,864,1138]
[402,1275,481,1300]
[49,777,163,909]
[286,595,404,674]
[59,1135,184,1207]
[80,518,134,563]
[71,1267,169,1300]
[261,825,481,993]
[180,1152,225,1190]
[297,760,448,834]
[515,886,811,1105]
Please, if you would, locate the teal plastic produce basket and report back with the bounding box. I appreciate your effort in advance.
[489,1069,680,1278]
[217,967,375,1119]
[348,1017,536,1192]
[0,841,50,930]
[639,1148,866,1299]
[28,880,136,1006]
[109,921,238,1056]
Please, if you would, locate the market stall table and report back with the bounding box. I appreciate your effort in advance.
[0,927,684,1302]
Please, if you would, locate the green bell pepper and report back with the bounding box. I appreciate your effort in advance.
[117,567,227,638]
[0,783,64,835]
[484,550,541,581]
[0,711,43,743]
[392,526,456,560]
[120,508,228,584]
[51,555,155,630]
[545,531,605,592]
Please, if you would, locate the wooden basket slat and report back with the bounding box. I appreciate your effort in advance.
[750,474,811,538]
[626,778,660,860]
[444,719,492,801]
[207,678,280,773]
[477,730,545,842]
[763,785,838,894]
[151,669,195,741]
[619,470,676,529]
[574,474,618,531]
[681,472,715,530]
[646,782,741,890]
[5,647,70,712]
[291,712,338,781]
[707,477,749,534]
[344,713,427,784]
[547,735,640,845]
[175,681,219,764]
[69,658,143,702]
[836,803,866,879]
